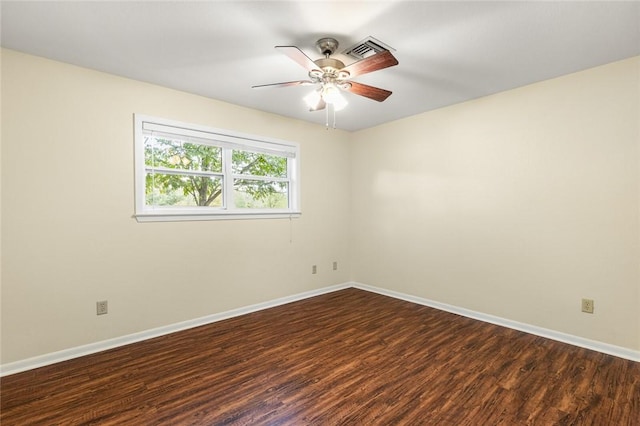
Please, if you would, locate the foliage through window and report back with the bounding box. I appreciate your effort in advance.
[134,115,300,221]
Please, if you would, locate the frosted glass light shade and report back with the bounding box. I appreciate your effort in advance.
[304,90,322,109]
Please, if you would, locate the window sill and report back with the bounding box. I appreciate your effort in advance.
[133,211,302,222]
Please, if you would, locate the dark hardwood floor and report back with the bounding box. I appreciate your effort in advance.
[1,288,639,425]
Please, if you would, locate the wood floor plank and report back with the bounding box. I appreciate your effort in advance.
[1,288,639,425]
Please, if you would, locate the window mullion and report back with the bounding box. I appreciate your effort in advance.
[223,148,234,209]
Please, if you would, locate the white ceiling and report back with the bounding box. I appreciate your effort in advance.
[1,1,639,131]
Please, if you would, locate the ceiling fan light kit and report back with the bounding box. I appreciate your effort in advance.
[252,37,398,128]
[321,84,347,110]
[305,84,347,111]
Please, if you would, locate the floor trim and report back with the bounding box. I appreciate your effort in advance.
[0,283,351,377]
[2,281,637,376]
[352,282,640,363]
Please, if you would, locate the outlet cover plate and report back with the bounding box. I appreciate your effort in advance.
[581,298,594,314]
[96,300,108,315]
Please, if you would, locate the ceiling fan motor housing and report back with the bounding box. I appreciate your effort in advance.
[314,57,346,72]
[312,39,351,82]
[309,57,349,83]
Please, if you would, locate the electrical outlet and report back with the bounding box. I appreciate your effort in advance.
[96,300,108,315]
[312,265,317,274]
[581,298,594,314]
[333,261,338,271]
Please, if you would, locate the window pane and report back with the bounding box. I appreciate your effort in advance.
[145,137,222,172]
[136,115,300,220]
[146,173,223,207]
[234,179,288,209]
[232,150,287,178]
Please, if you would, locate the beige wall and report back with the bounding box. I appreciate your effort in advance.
[350,57,640,351]
[2,49,639,365]
[0,49,351,363]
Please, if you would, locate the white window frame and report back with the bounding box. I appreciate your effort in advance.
[134,114,301,222]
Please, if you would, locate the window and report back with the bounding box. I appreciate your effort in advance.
[134,115,300,222]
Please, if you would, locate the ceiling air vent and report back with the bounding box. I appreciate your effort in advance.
[343,36,394,60]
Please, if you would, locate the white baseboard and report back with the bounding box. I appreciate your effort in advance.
[0,283,351,377]
[2,281,637,376]
[352,282,640,363]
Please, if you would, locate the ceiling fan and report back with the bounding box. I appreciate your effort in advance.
[252,37,399,114]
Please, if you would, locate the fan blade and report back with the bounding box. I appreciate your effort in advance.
[275,46,321,72]
[252,80,315,89]
[341,50,398,78]
[345,82,392,102]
